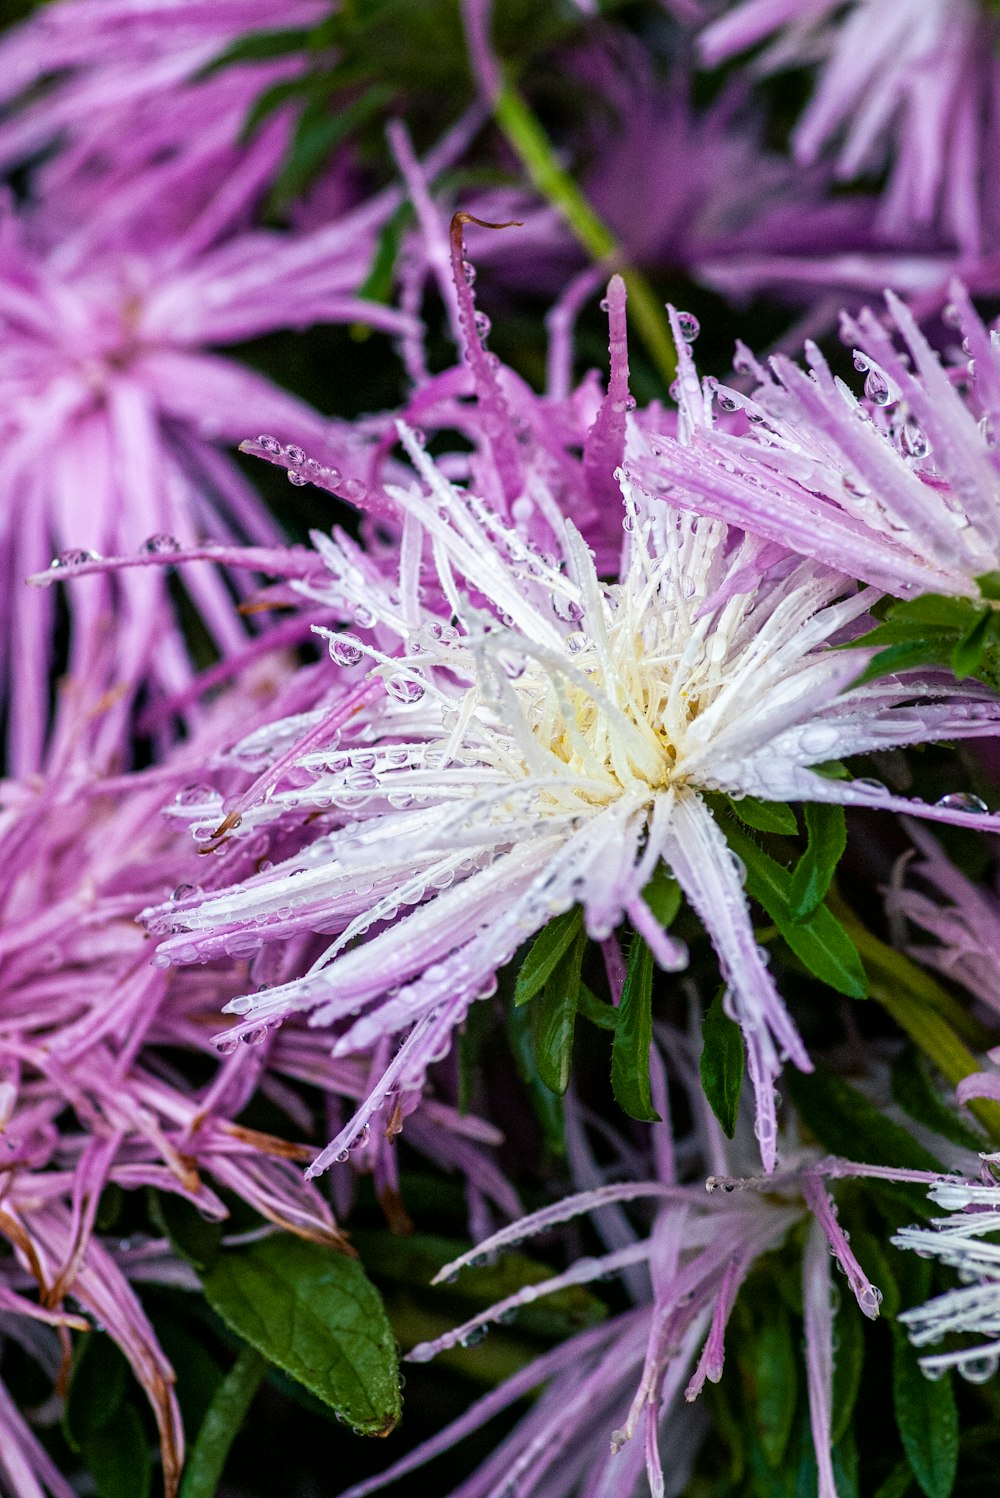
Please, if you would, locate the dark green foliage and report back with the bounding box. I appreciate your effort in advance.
[700,988,745,1138]
[200,1235,401,1437]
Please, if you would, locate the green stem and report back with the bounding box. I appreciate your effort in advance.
[179,1346,267,1498]
[832,897,1000,1142]
[492,80,677,387]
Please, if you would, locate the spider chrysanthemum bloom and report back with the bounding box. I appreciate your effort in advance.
[149,301,1000,1175]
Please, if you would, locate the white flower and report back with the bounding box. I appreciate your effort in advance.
[154,423,1000,1174]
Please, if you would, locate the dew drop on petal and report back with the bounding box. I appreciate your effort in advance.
[257,435,281,454]
[863,368,892,406]
[936,791,989,814]
[328,635,364,667]
[902,419,931,459]
[285,444,306,464]
[386,677,425,704]
[287,469,308,486]
[141,533,182,554]
[675,310,700,343]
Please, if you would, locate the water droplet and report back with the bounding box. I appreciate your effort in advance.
[599,297,610,313]
[852,353,869,373]
[215,1035,240,1056]
[936,792,989,814]
[854,777,889,797]
[343,477,367,502]
[175,783,216,807]
[241,1027,269,1046]
[473,310,491,340]
[960,1354,999,1384]
[943,303,962,329]
[980,414,996,448]
[458,1324,489,1348]
[328,635,364,667]
[386,677,425,703]
[285,444,306,464]
[287,469,308,486]
[346,770,380,791]
[717,391,739,413]
[675,310,700,343]
[53,548,98,569]
[863,368,892,406]
[462,259,477,286]
[141,533,181,554]
[902,419,931,459]
[257,435,281,454]
[171,883,197,901]
[353,603,377,628]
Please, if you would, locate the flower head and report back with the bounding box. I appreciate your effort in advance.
[136,294,1000,1179]
[636,284,1000,602]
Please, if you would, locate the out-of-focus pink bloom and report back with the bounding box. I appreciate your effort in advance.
[0,643,519,1494]
[700,0,998,262]
[459,33,939,317]
[636,284,1000,601]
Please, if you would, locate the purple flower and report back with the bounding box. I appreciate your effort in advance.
[334,1057,887,1498]
[635,284,1000,600]
[700,0,997,261]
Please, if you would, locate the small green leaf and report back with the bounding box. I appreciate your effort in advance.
[729,795,798,835]
[789,804,846,922]
[64,1334,128,1450]
[198,28,312,78]
[874,1464,915,1498]
[640,862,681,925]
[577,981,617,1030]
[358,202,413,305]
[892,1333,958,1498]
[149,1190,223,1273]
[179,1347,267,1498]
[507,1001,565,1151]
[700,989,745,1139]
[855,639,961,686]
[726,824,867,998]
[831,1292,865,1444]
[976,569,1000,600]
[513,908,582,1007]
[611,936,660,1123]
[784,1068,941,1176]
[950,607,993,679]
[200,1235,401,1436]
[891,1047,984,1151]
[754,1306,797,1467]
[534,927,585,1095]
[268,85,395,211]
[81,1404,151,1498]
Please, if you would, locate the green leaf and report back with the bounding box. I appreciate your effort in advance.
[892,1333,958,1498]
[198,28,312,78]
[950,607,993,679]
[239,78,308,143]
[729,796,798,835]
[268,85,395,211]
[149,1190,223,1274]
[700,989,745,1139]
[179,1347,267,1498]
[976,569,1000,600]
[81,1404,152,1498]
[874,1464,915,1498]
[64,1334,128,1450]
[514,907,582,1007]
[789,804,846,922]
[640,862,681,926]
[753,1306,798,1467]
[200,1235,401,1437]
[831,1291,865,1444]
[784,1068,941,1175]
[611,935,660,1122]
[855,639,961,687]
[534,927,585,1095]
[358,202,413,306]
[726,824,867,998]
[507,1001,565,1152]
[577,981,617,1031]
[891,1047,984,1151]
